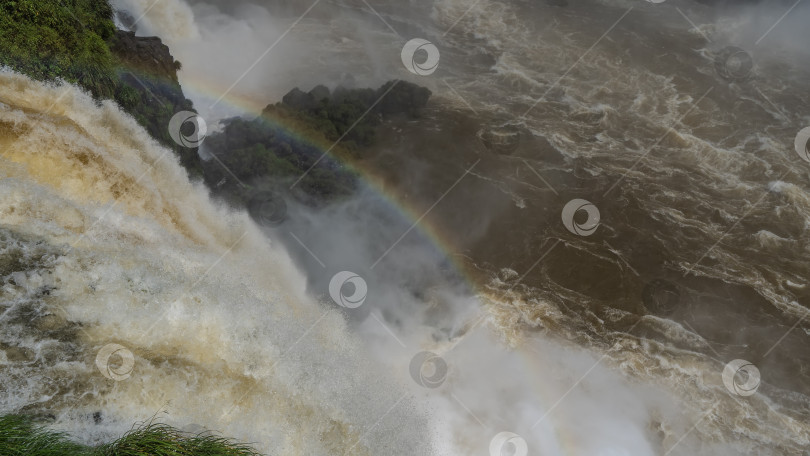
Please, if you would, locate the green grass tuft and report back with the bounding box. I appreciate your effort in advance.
[0,415,264,456]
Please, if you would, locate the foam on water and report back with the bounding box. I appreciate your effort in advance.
[0,71,436,455]
[0,69,755,455]
[6,0,810,454]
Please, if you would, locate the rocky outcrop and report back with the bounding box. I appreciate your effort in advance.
[108,30,199,174]
[110,30,180,83]
[109,30,182,85]
[109,30,190,110]
[280,80,432,118]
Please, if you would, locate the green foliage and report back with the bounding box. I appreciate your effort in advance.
[114,71,200,176]
[112,84,139,110]
[0,0,118,98]
[0,415,86,455]
[0,1,202,178]
[0,0,431,212]
[0,414,263,456]
[277,83,430,150]
[202,81,431,207]
[201,115,357,204]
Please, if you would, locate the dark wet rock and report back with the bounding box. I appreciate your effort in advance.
[108,31,198,172]
[281,80,431,118]
[110,31,182,84]
[108,30,192,113]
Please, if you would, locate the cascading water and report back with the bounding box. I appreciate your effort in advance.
[0,71,436,455]
[4,0,810,454]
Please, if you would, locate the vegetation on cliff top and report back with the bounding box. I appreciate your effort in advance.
[0,2,431,452]
[0,0,432,209]
[0,0,200,174]
[0,0,118,98]
[0,414,262,456]
[203,81,431,205]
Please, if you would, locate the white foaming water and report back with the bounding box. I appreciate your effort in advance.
[7,0,810,454]
[109,0,810,452]
[0,69,699,456]
[0,71,437,455]
[113,0,199,40]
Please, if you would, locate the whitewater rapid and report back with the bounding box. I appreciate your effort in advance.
[0,71,435,455]
[5,0,810,454]
[0,70,725,456]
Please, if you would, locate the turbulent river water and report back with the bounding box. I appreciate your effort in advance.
[3,0,810,455]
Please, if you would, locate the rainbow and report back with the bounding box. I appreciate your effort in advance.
[130,68,574,454]
[172,72,479,284]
